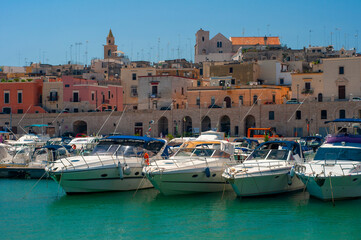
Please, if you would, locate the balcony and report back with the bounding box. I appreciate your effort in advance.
[301,88,314,94]
[70,98,81,102]
[149,93,161,98]
[47,96,58,101]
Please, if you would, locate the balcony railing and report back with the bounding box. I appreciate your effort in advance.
[301,89,314,94]
[70,98,81,102]
[149,93,161,98]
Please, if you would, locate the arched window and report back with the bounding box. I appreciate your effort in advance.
[108,49,111,57]
[253,95,258,105]
[318,93,323,102]
[339,109,346,118]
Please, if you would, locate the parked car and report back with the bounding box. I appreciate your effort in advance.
[286,98,301,104]
[350,97,361,101]
[208,104,222,108]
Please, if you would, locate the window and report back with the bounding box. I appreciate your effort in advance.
[49,91,58,101]
[108,91,111,99]
[202,36,204,42]
[17,109,23,114]
[269,111,275,120]
[148,73,152,76]
[73,91,79,102]
[17,91,22,104]
[108,49,111,57]
[181,87,184,95]
[253,95,258,105]
[318,93,323,102]
[339,66,344,75]
[91,92,95,101]
[65,84,70,88]
[151,86,158,96]
[279,78,284,85]
[196,96,200,106]
[211,96,215,105]
[305,82,311,90]
[321,110,327,119]
[131,86,138,97]
[132,73,137,80]
[272,95,276,103]
[217,41,222,48]
[296,110,301,120]
[200,68,203,75]
[339,109,346,118]
[4,91,9,104]
[239,95,243,105]
[231,79,235,85]
[3,107,11,114]
[74,108,78,113]
[229,67,233,73]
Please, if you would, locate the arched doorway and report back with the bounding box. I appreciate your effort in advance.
[158,117,168,137]
[73,120,87,135]
[224,97,231,108]
[220,115,231,136]
[183,116,192,135]
[201,116,211,132]
[245,115,256,136]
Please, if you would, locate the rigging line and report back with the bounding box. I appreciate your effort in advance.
[153,100,174,125]
[51,102,70,124]
[287,94,311,122]
[96,107,116,136]
[113,105,128,134]
[17,105,32,134]
[239,91,264,124]
[200,97,220,123]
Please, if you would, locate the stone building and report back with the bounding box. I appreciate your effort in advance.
[138,75,197,111]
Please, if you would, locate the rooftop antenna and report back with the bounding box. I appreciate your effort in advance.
[157,37,160,62]
[70,44,73,64]
[242,28,245,37]
[355,30,359,51]
[167,42,170,60]
[266,24,270,36]
[309,29,312,46]
[85,40,88,66]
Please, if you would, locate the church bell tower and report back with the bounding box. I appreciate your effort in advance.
[104,29,118,59]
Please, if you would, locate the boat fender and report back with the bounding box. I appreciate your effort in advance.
[144,153,150,166]
[118,162,124,180]
[205,167,211,178]
[289,166,295,178]
[287,172,292,185]
[72,144,76,150]
[123,164,131,175]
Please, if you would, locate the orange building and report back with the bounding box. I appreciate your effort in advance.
[0,79,46,114]
[187,85,290,109]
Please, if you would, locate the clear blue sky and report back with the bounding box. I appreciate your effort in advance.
[1,0,360,66]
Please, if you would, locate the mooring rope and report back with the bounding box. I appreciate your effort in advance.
[22,171,47,199]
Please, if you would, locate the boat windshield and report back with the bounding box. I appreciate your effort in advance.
[92,144,147,157]
[248,149,289,161]
[174,148,230,158]
[314,147,361,161]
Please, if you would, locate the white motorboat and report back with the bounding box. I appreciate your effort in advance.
[143,141,239,195]
[296,118,361,201]
[222,141,305,197]
[46,136,167,194]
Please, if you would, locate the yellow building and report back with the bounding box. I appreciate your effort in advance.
[187,85,290,109]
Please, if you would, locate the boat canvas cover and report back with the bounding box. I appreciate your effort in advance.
[103,135,165,152]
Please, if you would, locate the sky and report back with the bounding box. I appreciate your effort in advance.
[1,0,360,66]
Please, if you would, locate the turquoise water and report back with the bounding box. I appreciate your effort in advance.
[1,179,360,240]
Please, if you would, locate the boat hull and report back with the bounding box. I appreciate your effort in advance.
[146,169,231,196]
[49,166,152,194]
[227,171,304,197]
[298,174,361,200]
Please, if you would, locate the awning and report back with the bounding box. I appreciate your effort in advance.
[25,124,49,128]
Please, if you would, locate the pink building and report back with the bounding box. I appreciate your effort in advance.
[0,79,46,114]
[62,76,123,112]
